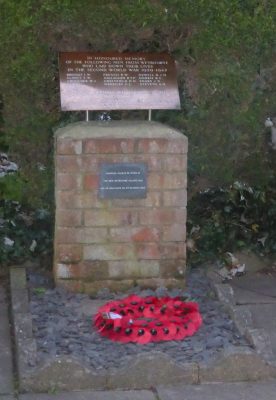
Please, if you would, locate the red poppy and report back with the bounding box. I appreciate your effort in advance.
[94,295,202,344]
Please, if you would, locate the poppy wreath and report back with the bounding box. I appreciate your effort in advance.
[94,295,202,344]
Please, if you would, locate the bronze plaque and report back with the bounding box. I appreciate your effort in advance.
[59,52,180,110]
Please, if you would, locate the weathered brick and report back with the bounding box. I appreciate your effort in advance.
[83,279,134,295]
[56,173,82,191]
[83,244,136,260]
[56,227,83,244]
[55,278,84,292]
[159,243,186,259]
[133,154,162,171]
[84,138,134,154]
[56,227,107,244]
[54,124,188,291]
[84,209,139,227]
[139,209,179,226]
[163,155,187,172]
[57,210,82,227]
[137,139,169,153]
[137,138,187,154]
[136,277,185,290]
[148,173,186,190]
[56,261,109,280]
[56,191,77,209]
[83,174,99,190]
[163,190,187,207]
[83,139,97,153]
[56,244,82,263]
[136,243,160,259]
[81,155,98,172]
[108,261,160,279]
[57,192,103,209]
[110,192,161,208]
[57,139,82,155]
[76,193,107,209]
[82,227,108,243]
[159,259,186,278]
[56,156,82,172]
[166,138,188,153]
[163,224,186,241]
[110,227,160,242]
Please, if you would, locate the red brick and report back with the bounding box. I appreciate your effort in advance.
[56,244,82,263]
[166,139,188,153]
[56,227,83,244]
[83,279,134,295]
[81,155,98,172]
[109,192,161,208]
[55,278,84,292]
[163,173,187,189]
[82,228,108,243]
[57,139,82,155]
[160,259,186,278]
[163,155,187,172]
[136,243,160,259]
[137,139,169,153]
[108,260,160,279]
[56,191,77,209]
[83,244,136,260]
[84,138,134,154]
[84,209,139,227]
[83,174,99,190]
[136,277,186,290]
[139,209,175,226]
[110,227,160,242]
[57,192,104,209]
[57,210,82,227]
[56,156,82,173]
[83,139,97,153]
[56,261,109,280]
[162,224,186,241]
[133,154,162,171]
[147,173,164,189]
[56,174,82,191]
[163,190,187,207]
[159,243,186,259]
[148,173,186,190]
[75,193,105,209]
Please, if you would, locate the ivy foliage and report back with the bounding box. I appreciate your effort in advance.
[188,181,276,264]
[0,0,275,206]
[0,200,52,267]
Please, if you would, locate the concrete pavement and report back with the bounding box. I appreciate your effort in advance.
[2,268,276,399]
[2,383,275,399]
[0,287,13,396]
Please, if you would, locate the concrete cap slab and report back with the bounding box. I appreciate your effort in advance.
[19,390,156,400]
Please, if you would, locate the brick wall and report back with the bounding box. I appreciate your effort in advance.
[54,121,188,294]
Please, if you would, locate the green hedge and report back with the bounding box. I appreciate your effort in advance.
[0,0,275,207]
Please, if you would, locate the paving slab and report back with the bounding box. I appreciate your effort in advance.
[157,382,276,400]
[0,288,14,395]
[19,390,156,400]
[249,303,276,357]
[230,275,276,305]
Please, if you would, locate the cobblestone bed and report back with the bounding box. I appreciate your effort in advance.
[29,268,250,370]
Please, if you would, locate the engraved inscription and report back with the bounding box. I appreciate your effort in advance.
[59,52,180,110]
[99,163,147,199]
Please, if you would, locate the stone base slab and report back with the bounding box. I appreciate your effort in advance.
[10,267,276,393]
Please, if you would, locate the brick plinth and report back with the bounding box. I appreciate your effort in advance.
[54,121,188,294]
